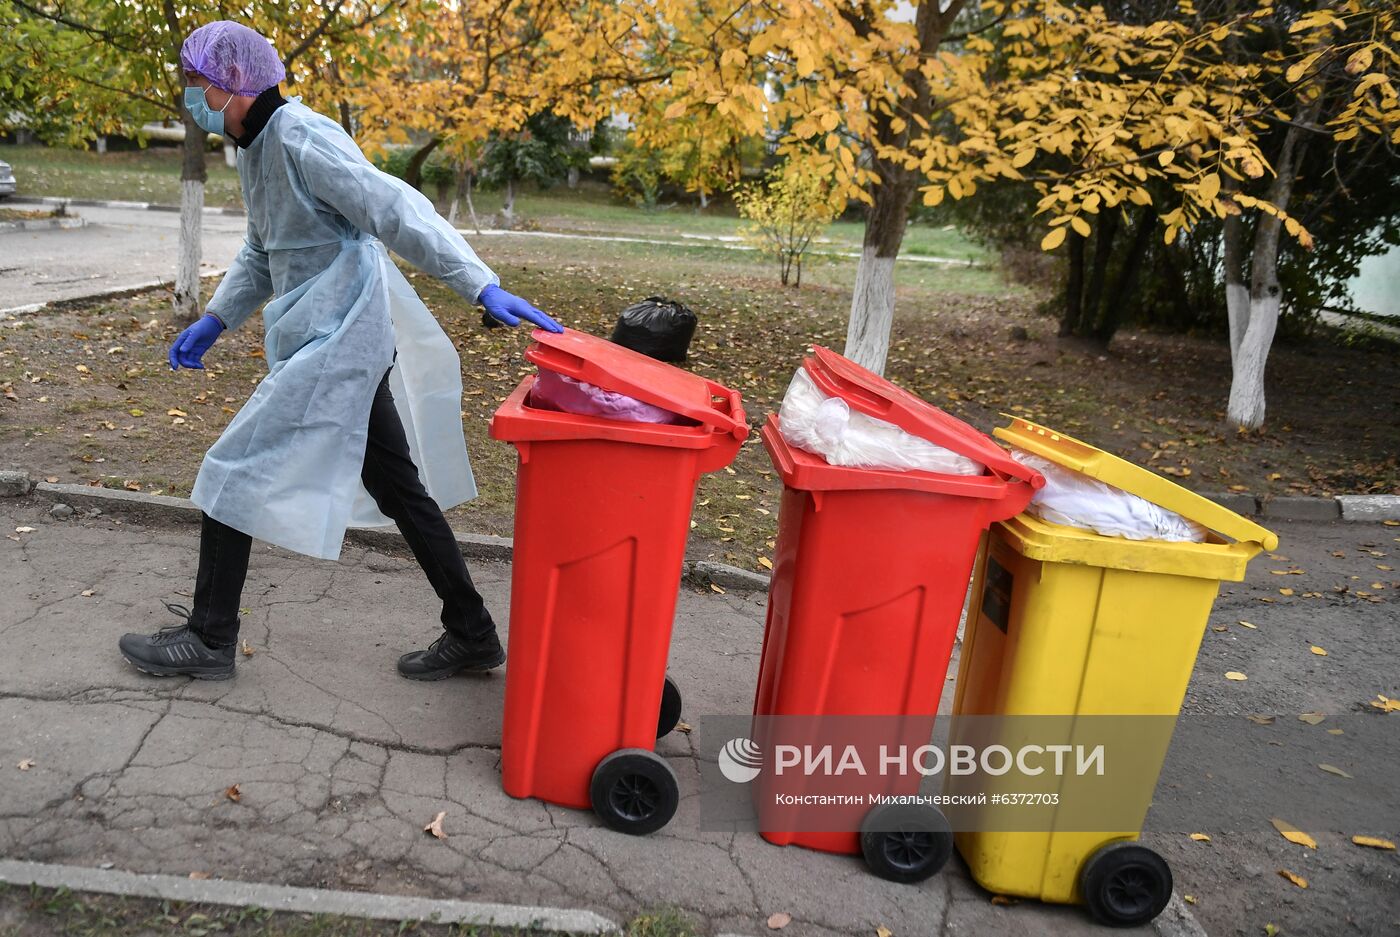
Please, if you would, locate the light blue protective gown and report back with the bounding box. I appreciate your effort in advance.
[191,101,498,560]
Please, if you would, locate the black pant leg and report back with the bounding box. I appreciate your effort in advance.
[189,512,252,647]
[360,368,496,641]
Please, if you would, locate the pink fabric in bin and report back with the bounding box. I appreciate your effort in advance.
[529,368,695,425]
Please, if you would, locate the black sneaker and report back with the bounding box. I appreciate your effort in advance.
[118,602,236,681]
[397,630,505,681]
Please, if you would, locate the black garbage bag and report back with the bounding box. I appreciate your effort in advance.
[609,296,697,362]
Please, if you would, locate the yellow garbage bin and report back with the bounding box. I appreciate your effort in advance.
[950,417,1278,927]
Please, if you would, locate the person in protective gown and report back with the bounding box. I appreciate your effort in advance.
[118,21,562,682]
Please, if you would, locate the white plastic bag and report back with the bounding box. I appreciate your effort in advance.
[777,368,984,475]
[1011,450,1207,542]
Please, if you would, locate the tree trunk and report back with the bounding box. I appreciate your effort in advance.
[845,175,914,374]
[501,178,516,227]
[1095,206,1154,344]
[1083,211,1119,338]
[465,172,482,234]
[567,166,580,188]
[698,189,709,210]
[173,116,207,324]
[1226,95,1320,430]
[841,0,967,375]
[1061,230,1087,336]
[1223,211,1248,367]
[404,137,440,191]
[338,100,354,136]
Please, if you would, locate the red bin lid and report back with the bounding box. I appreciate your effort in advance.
[803,346,1041,488]
[524,328,748,439]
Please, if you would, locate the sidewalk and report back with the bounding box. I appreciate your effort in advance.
[2,496,1396,936]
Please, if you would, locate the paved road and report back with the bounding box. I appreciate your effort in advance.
[2,494,1396,937]
[0,205,246,310]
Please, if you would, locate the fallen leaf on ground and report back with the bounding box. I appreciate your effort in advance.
[1265,924,1280,937]
[45,477,58,484]
[1247,715,1275,725]
[80,589,95,597]
[676,722,692,734]
[424,810,447,840]
[240,640,255,657]
[1189,833,1211,842]
[1327,728,1345,735]
[225,784,241,802]
[1239,620,1258,629]
[758,556,773,570]
[1279,588,1295,596]
[1298,713,1325,725]
[1225,671,1248,681]
[1277,869,1308,888]
[188,871,211,880]
[1310,645,1328,656]
[766,912,791,930]
[1270,818,1318,849]
[1183,895,1197,904]
[876,928,892,937]
[15,527,35,534]
[1369,695,1400,713]
[17,759,34,771]
[1351,835,1396,850]
[1318,764,1352,779]
[990,895,1018,906]
[710,583,726,594]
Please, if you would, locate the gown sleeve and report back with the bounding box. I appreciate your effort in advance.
[205,221,274,332]
[289,126,500,304]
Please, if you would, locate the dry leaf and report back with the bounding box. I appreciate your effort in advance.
[766,912,791,930]
[1317,764,1352,779]
[1225,671,1248,681]
[1239,620,1258,629]
[989,895,1018,906]
[1368,695,1400,713]
[188,871,212,880]
[1265,924,1280,937]
[1327,728,1345,735]
[1351,835,1396,850]
[676,722,693,734]
[80,589,95,597]
[1247,715,1275,725]
[1277,869,1308,889]
[1189,833,1211,842]
[17,759,35,771]
[1279,588,1295,596]
[758,556,774,570]
[1270,818,1317,849]
[424,810,447,840]
[240,640,255,657]
[15,527,35,534]
[225,784,242,802]
[876,928,893,937]
[1298,713,1325,725]
[1309,645,1328,656]
[710,583,726,594]
[1183,895,1197,905]
[45,477,58,484]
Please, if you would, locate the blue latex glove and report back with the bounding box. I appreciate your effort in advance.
[169,314,225,370]
[478,284,563,333]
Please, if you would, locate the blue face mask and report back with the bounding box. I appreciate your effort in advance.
[184,86,231,136]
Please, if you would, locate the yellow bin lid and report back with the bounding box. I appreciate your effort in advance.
[994,417,1279,553]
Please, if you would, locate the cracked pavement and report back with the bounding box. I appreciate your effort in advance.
[1,499,1396,937]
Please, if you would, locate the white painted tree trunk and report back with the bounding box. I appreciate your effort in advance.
[173,178,204,322]
[844,246,897,375]
[1226,293,1280,430]
[223,142,237,169]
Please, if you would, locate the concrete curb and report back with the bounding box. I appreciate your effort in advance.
[1201,490,1400,522]
[0,216,87,233]
[0,858,618,934]
[8,194,245,216]
[19,481,774,592]
[0,268,229,319]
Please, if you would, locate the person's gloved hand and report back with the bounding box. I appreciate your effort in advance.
[478,284,563,333]
[169,314,225,370]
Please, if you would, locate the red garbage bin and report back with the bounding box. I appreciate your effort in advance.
[490,328,748,835]
[752,347,1041,878]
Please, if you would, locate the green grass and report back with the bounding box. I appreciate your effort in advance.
[2,143,244,208]
[0,884,700,937]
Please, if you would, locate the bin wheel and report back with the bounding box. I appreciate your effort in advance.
[590,748,679,836]
[1080,842,1172,928]
[859,803,954,884]
[657,675,683,739]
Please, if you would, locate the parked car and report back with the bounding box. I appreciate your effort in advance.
[0,159,15,199]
